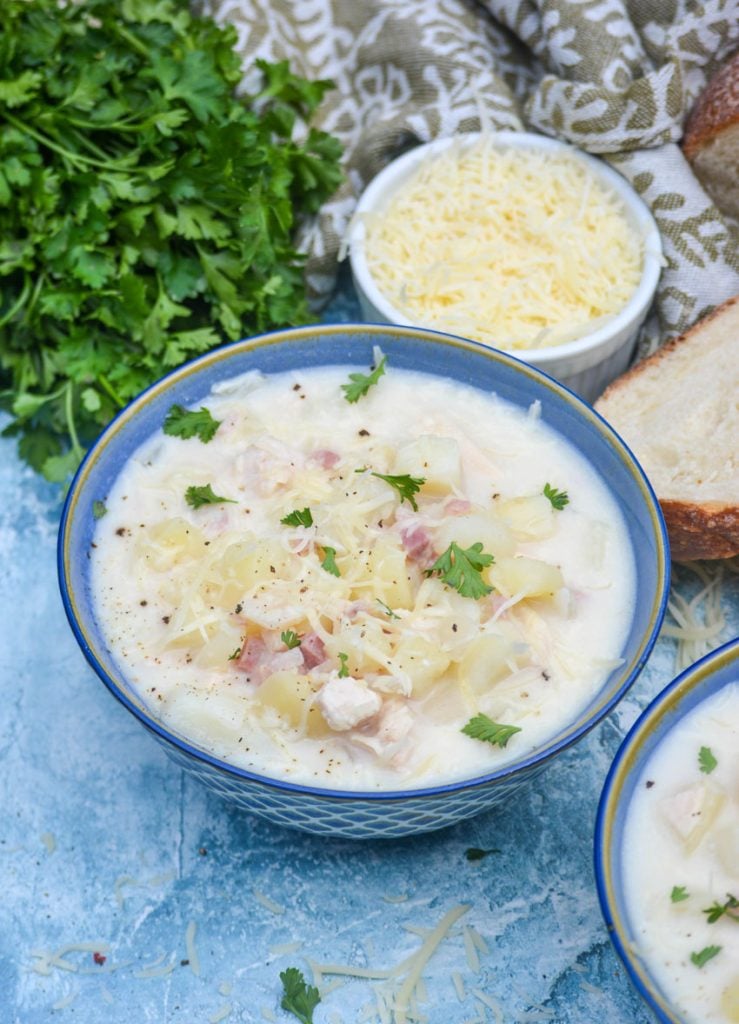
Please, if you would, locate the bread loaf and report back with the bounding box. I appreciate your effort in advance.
[683,51,739,220]
[595,297,739,562]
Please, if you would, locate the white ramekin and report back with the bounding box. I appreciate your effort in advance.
[347,132,663,403]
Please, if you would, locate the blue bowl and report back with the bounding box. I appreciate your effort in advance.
[58,324,669,838]
[595,637,739,1022]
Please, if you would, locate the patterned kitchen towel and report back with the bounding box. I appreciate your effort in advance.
[202,0,739,357]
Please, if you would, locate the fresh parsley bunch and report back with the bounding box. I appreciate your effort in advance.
[0,0,342,480]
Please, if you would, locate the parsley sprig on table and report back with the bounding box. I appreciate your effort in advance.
[426,541,494,599]
[279,967,321,1024]
[0,0,342,481]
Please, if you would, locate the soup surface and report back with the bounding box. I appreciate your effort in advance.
[91,359,634,789]
[622,683,739,1023]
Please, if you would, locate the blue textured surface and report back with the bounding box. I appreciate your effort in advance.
[2,276,737,1022]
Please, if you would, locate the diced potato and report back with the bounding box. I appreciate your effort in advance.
[166,689,246,746]
[715,823,739,878]
[721,975,739,1023]
[324,620,393,675]
[496,495,555,540]
[137,517,206,571]
[488,556,564,599]
[660,782,726,854]
[394,435,461,495]
[255,670,327,736]
[350,540,415,609]
[391,635,450,697]
[435,509,515,559]
[215,539,295,593]
[195,627,243,669]
[456,634,514,694]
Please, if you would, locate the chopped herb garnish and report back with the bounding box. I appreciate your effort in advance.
[465,847,501,861]
[671,885,690,903]
[703,894,738,924]
[185,484,236,509]
[698,745,717,774]
[92,500,107,519]
[337,652,349,677]
[281,507,314,528]
[227,647,242,661]
[462,713,521,748]
[320,546,340,577]
[341,355,387,403]
[281,630,302,650]
[690,945,721,968]
[279,966,321,1024]
[371,471,425,511]
[543,483,569,510]
[163,405,221,443]
[426,541,493,599]
[376,598,400,620]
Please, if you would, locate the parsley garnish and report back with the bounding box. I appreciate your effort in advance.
[543,483,569,510]
[227,647,242,661]
[341,355,387,403]
[698,746,717,774]
[671,886,690,903]
[164,405,221,443]
[690,945,721,968]
[376,598,400,620]
[92,500,107,520]
[371,471,425,511]
[337,652,350,677]
[281,630,302,650]
[426,541,494,599]
[462,714,521,748]
[281,507,314,528]
[185,484,236,509]
[0,2,342,483]
[320,546,340,577]
[703,894,738,924]
[465,847,501,861]
[279,967,321,1024]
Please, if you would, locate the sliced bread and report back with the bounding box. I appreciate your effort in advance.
[683,51,739,221]
[595,297,739,561]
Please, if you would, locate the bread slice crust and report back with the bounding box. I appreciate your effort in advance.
[596,296,739,562]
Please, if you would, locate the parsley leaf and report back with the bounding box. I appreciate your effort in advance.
[543,483,569,510]
[465,847,501,861]
[337,652,349,677]
[703,894,738,924]
[426,541,493,599]
[281,630,302,650]
[462,714,521,748]
[690,945,721,968]
[92,500,108,520]
[698,746,717,774]
[185,484,236,509]
[671,886,690,903]
[341,355,387,403]
[371,472,425,511]
[279,967,321,1024]
[281,507,314,528]
[228,646,242,661]
[320,546,340,577]
[376,598,400,620]
[163,404,221,443]
[0,1,342,482]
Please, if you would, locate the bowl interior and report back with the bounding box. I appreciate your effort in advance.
[595,638,739,1023]
[60,324,669,798]
[349,131,662,367]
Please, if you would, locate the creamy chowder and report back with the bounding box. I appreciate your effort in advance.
[623,683,739,1023]
[91,358,635,790]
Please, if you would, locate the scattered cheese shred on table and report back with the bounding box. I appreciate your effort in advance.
[362,138,642,350]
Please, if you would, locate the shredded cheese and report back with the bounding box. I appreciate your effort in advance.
[360,137,642,350]
[660,561,728,671]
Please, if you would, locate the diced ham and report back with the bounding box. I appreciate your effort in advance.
[310,449,340,470]
[235,636,302,683]
[300,632,326,670]
[446,498,472,515]
[399,523,433,562]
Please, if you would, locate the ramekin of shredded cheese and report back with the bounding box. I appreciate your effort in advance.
[347,132,662,403]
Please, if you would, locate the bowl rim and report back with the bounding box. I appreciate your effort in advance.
[594,635,739,1023]
[58,321,670,802]
[347,130,663,367]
